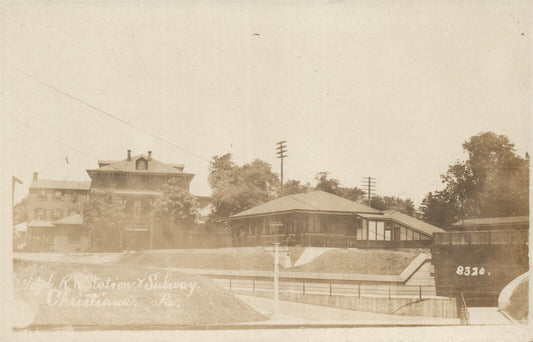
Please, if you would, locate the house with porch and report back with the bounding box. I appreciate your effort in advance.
[25,172,91,251]
[228,190,445,248]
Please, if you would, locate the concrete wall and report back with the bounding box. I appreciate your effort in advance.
[232,288,457,318]
[405,260,437,289]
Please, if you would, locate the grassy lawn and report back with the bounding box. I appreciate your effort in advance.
[506,280,528,322]
[119,247,276,270]
[13,259,265,328]
[287,249,420,275]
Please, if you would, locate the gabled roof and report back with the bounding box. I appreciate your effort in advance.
[384,210,445,236]
[54,214,83,225]
[30,179,91,191]
[88,154,192,175]
[452,216,529,227]
[357,210,445,236]
[229,190,381,219]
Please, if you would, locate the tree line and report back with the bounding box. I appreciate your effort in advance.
[14,131,529,240]
[208,131,529,229]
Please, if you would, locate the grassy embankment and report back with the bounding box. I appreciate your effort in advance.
[287,248,420,275]
[505,279,528,322]
[13,259,265,328]
[119,247,420,275]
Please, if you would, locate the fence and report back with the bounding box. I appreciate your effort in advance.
[208,276,436,300]
[433,230,528,246]
[254,234,431,249]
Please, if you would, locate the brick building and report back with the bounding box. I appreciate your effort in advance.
[26,172,91,251]
[86,149,194,250]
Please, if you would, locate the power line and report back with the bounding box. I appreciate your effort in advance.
[11,118,153,177]
[13,68,211,163]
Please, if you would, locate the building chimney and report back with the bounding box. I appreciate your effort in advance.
[33,172,38,181]
[127,149,132,161]
[147,151,152,161]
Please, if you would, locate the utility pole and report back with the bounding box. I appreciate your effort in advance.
[276,141,287,187]
[12,176,23,223]
[362,177,375,207]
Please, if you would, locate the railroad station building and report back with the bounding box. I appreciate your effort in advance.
[228,190,445,248]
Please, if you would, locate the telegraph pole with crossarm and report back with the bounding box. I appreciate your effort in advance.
[276,141,287,188]
[362,177,375,207]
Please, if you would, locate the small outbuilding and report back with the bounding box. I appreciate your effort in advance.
[52,214,91,252]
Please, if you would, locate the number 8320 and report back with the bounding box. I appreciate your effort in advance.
[456,265,485,276]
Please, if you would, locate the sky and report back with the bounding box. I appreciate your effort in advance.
[1,1,531,208]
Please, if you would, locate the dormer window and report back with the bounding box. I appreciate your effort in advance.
[136,158,148,170]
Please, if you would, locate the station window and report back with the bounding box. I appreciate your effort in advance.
[368,221,377,240]
[400,226,407,240]
[384,228,392,241]
[376,221,385,240]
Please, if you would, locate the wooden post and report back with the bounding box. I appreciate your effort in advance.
[329,282,332,296]
[252,279,255,293]
[229,278,232,291]
[302,280,305,295]
[274,242,280,314]
[419,286,422,300]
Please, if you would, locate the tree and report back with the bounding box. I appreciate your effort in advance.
[13,197,28,225]
[151,178,198,248]
[83,191,128,251]
[314,172,367,202]
[208,154,279,219]
[419,132,529,229]
[337,187,366,202]
[315,172,340,194]
[418,191,457,228]
[370,195,415,216]
[279,179,308,196]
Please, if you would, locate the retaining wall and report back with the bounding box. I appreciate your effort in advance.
[232,288,457,318]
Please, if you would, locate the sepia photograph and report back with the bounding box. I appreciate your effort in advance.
[1,1,531,341]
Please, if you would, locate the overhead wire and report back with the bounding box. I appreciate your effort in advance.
[13,68,211,163]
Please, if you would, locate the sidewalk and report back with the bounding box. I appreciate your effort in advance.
[236,294,461,325]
